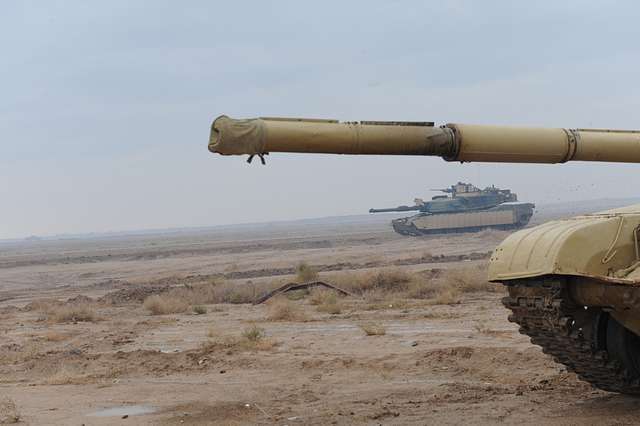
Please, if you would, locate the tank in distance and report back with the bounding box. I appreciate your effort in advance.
[369,182,534,236]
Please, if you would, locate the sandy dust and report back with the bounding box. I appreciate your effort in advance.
[2,214,640,425]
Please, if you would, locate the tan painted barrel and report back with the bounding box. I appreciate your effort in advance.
[210,116,456,157]
[452,124,640,163]
[210,115,640,164]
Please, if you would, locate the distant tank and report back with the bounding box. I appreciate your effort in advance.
[369,182,535,236]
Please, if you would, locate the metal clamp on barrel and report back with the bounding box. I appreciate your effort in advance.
[560,129,580,163]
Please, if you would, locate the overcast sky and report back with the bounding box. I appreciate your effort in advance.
[2,1,640,239]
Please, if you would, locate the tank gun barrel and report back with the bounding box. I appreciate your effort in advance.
[369,205,422,214]
[209,116,640,164]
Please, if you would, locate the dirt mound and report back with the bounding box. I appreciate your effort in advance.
[98,286,169,305]
[416,346,575,386]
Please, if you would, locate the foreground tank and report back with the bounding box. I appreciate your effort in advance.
[369,182,535,236]
[208,115,640,394]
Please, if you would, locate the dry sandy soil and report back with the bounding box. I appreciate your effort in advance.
[2,206,640,425]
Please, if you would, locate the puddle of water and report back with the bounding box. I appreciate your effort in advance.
[88,405,157,417]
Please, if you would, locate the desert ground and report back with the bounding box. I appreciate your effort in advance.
[3,201,640,425]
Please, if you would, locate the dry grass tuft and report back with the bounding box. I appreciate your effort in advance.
[326,268,413,295]
[26,299,99,323]
[193,305,207,315]
[266,298,308,321]
[430,286,461,305]
[167,280,260,305]
[442,266,499,293]
[49,305,98,323]
[201,324,276,353]
[24,298,63,312]
[309,288,332,305]
[241,324,265,342]
[295,262,318,283]
[359,323,387,336]
[143,295,188,315]
[325,264,498,306]
[315,292,342,315]
[0,397,20,424]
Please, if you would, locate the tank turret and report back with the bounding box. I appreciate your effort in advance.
[207,114,640,394]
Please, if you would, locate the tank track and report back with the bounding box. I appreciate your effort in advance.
[391,219,527,236]
[502,279,640,394]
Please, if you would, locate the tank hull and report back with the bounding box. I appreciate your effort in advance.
[390,203,534,236]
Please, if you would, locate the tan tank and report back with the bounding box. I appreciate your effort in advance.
[369,182,535,236]
[209,115,640,394]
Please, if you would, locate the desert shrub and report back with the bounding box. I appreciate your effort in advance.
[295,262,318,283]
[242,324,266,342]
[309,288,332,305]
[201,324,276,353]
[193,305,207,315]
[321,264,496,305]
[49,305,97,323]
[431,286,461,305]
[161,280,262,306]
[266,298,307,321]
[323,269,413,296]
[24,298,63,312]
[143,295,188,315]
[359,323,386,336]
[363,269,412,292]
[442,266,499,293]
[315,293,342,314]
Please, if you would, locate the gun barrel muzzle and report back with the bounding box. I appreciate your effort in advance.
[209,116,457,157]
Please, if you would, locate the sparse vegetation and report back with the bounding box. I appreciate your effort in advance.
[24,298,63,312]
[324,264,498,306]
[315,292,342,314]
[193,305,207,315]
[266,298,308,321]
[309,288,332,305]
[242,324,266,342]
[359,323,387,336]
[0,398,20,424]
[143,295,188,315]
[431,286,461,305]
[201,324,276,353]
[165,280,260,305]
[295,262,318,283]
[45,366,85,385]
[49,305,98,323]
[23,299,98,323]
